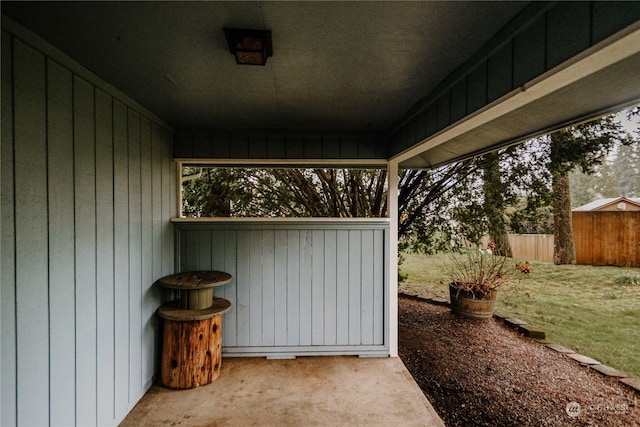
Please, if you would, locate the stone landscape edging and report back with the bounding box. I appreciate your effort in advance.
[397,292,640,395]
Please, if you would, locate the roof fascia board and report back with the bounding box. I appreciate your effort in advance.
[392,23,640,167]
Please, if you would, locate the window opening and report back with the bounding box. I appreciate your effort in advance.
[180,166,388,219]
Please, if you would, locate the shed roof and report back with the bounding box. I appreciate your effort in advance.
[573,197,640,211]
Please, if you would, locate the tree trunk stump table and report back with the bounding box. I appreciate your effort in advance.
[157,271,232,389]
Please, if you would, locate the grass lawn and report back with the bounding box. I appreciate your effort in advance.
[398,251,640,378]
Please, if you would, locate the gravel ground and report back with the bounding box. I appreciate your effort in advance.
[398,295,639,427]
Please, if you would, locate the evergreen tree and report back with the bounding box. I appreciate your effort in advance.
[549,116,627,264]
[612,142,640,197]
[508,197,554,234]
[481,151,512,256]
[569,161,618,206]
[569,168,600,207]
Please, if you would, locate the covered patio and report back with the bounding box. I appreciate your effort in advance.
[121,356,445,426]
[2,2,640,426]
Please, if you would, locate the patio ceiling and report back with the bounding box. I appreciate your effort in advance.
[1,1,527,132]
[4,2,640,169]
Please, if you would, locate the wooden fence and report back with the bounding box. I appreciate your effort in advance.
[573,211,640,268]
[480,212,639,267]
[510,234,554,263]
[482,234,554,262]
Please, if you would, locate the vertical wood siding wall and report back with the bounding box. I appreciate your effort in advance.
[1,28,176,426]
[175,130,389,162]
[174,221,389,357]
[573,212,640,268]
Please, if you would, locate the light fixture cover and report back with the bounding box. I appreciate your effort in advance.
[224,28,272,66]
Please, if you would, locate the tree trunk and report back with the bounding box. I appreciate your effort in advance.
[552,170,576,265]
[482,152,513,257]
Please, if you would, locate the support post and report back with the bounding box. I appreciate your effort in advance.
[388,160,399,357]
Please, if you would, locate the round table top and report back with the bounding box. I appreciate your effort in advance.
[157,271,232,290]
[158,298,232,321]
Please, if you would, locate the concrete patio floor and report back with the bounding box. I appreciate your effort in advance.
[121,356,445,426]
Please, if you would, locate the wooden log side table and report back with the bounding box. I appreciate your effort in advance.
[157,271,232,389]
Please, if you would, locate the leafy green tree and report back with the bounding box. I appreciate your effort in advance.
[182,167,254,217]
[243,168,388,217]
[398,159,480,253]
[548,116,628,264]
[508,197,553,234]
[495,138,554,236]
[481,151,512,256]
[183,168,388,218]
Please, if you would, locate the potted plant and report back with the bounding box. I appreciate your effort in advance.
[446,242,530,320]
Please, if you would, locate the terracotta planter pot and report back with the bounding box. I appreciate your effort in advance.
[449,283,497,320]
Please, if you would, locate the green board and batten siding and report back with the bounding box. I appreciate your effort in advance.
[174,130,389,164]
[174,220,389,357]
[1,26,176,426]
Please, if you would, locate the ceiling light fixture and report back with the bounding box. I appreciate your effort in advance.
[223,28,272,66]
